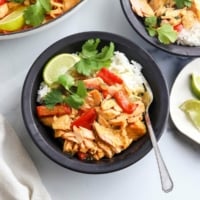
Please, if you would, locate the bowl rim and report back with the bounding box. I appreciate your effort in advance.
[120,0,200,57]
[21,31,169,174]
[0,0,87,40]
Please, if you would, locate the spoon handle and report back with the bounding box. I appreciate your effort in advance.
[145,113,174,193]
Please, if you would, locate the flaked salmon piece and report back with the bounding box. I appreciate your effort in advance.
[131,100,145,116]
[92,148,105,160]
[79,141,88,153]
[63,140,74,153]
[191,0,200,20]
[161,8,183,26]
[52,115,72,130]
[126,120,147,140]
[109,114,128,129]
[181,9,198,29]
[73,126,95,140]
[0,3,8,19]
[98,114,111,128]
[70,108,79,119]
[82,89,102,109]
[97,141,114,158]
[127,114,143,123]
[130,0,154,17]
[63,0,80,12]
[101,98,122,111]
[66,136,81,143]
[100,109,121,120]
[149,0,174,12]
[83,139,97,152]
[54,130,66,138]
[39,116,54,127]
[93,122,125,153]
[83,77,106,90]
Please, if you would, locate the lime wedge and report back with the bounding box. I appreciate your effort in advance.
[43,53,80,85]
[180,99,200,130]
[0,7,25,31]
[190,73,200,99]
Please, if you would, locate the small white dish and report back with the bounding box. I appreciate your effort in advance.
[170,58,200,144]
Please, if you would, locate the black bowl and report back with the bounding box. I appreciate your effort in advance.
[120,0,200,57]
[21,31,169,174]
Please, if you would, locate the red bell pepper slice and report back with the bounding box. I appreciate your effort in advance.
[77,152,89,160]
[114,91,137,114]
[71,108,97,130]
[174,23,183,32]
[97,68,123,85]
[36,104,71,117]
[0,0,6,5]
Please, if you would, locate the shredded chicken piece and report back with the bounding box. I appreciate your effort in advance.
[0,3,8,19]
[130,0,154,17]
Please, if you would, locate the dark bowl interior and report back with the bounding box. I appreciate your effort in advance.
[120,0,200,57]
[21,31,169,174]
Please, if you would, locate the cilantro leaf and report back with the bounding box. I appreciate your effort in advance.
[58,74,75,90]
[157,24,178,44]
[175,0,192,8]
[65,94,84,109]
[76,81,87,98]
[144,16,158,37]
[75,39,115,76]
[144,16,157,28]
[95,43,115,61]
[24,0,51,27]
[44,89,64,108]
[81,38,100,58]
[75,59,96,76]
[39,0,51,12]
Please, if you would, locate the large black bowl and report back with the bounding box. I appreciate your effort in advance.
[21,31,169,174]
[120,0,200,57]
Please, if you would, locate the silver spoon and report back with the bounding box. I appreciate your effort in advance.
[142,77,174,193]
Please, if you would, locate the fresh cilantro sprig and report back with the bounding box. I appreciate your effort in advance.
[44,74,87,109]
[23,0,51,27]
[75,39,115,76]
[174,0,192,8]
[157,24,178,45]
[145,16,178,45]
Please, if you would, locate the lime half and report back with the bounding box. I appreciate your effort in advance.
[190,73,200,99]
[0,7,25,31]
[43,53,80,85]
[180,99,200,130]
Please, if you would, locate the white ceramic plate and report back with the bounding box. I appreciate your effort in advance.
[170,58,200,144]
[0,0,87,40]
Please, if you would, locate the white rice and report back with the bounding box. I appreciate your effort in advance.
[37,82,51,103]
[109,51,144,92]
[177,22,200,46]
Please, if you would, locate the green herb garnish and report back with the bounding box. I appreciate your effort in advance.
[145,17,178,44]
[24,0,51,26]
[174,0,192,8]
[75,39,115,76]
[44,74,87,109]
[157,24,178,44]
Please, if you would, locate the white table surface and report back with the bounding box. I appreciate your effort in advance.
[1,0,200,199]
